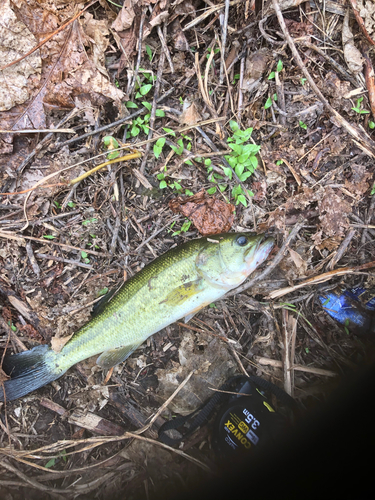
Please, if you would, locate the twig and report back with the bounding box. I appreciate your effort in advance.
[327,229,356,271]
[268,259,375,300]
[219,0,230,84]
[271,0,375,157]
[157,23,174,74]
[0,231,109,257]
[26,242,41,277]
[298,40,358,87]
[35,253,93,270]
[0,128,75,134]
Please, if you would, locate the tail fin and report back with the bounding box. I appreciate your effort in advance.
[0,345,65,402]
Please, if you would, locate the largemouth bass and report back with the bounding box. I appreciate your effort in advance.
[0,232,274,402]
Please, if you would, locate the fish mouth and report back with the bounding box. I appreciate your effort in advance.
[245,234,275,268]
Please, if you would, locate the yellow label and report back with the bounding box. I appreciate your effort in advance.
[238,421,249,433]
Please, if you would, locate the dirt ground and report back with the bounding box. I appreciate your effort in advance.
[0,0,375,498]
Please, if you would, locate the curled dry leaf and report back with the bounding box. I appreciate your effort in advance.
[242,48,271,94]
[169,190,235,236]
[342,10,363,74]
[179,99,201,125]
[0,0,42,112]
[51,333,74,353]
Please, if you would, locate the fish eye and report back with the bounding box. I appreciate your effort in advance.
[236,235,248,247]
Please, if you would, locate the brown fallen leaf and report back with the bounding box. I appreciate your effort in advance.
[0,0,42,112]
[169,190,235,236]
[51,333,74,353]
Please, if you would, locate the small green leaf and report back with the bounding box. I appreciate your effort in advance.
[67,201,76,208]
[159,180,167,189]
[371,182,375,195]
[156,137,166,149]
[146,44,153,61]
[229,120,239,132]
[163,127,176,137]
[181,220,191,232]
[369,120,375,129]
[204,158,212,166]
[268,72,275,80]
[139,84,152,96]
[126,101,138,109]
[155,109,165,117]
[43,234,56,240]
[264,97,273,109]
[222,166,232,179]
[299,121,307,130]
[207,186,217,194]
[218,184,227,192]
[276,59,283,72]
[45,459,56,469]
[81,251,88,259]
[184,159,193,165]
[131,124,140,137]
[103,136,120,149]
[185,189,194,196]
[142,101,152,111]
[300,77,307,85]
[236,194,247,206]
[107,151,120,160]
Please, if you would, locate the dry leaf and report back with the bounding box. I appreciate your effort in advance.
[169,190,235,236]
[318,187,352,238]
[0,0,42,112]
[343,10,363,74]
[242,48,271,94]
[170,18,189,51]
[51,333,73,353]
[179,100,201,125]
[111,0,136,32]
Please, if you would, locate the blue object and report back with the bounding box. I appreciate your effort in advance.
[319,286,375,333]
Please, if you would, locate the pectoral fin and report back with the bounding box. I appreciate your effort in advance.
[96,342,143,369]
[161,279,203,307]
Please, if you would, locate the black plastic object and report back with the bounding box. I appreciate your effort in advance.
[158,375,297,456]
[212,378,289,457]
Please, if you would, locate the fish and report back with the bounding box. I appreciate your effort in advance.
[0,232,274,402]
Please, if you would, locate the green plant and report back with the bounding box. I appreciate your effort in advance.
[232,73,240,84]
[43,234,56,240]
[169,219,191,236]
[264,93,277,109]
[103,136,120,159]
[82,218,97,226]
[268,59,283,80]
[219,121,259,206]
[371,182,375,196]
[7,320,17,332]
[369,120,375,129]
[299,121,307,130]
[300,77,307,85]
[81,251,90,264]
[146,44,153,62]
[53,200,62,209]
[67,201,76,208]
[45,449,67,469]
[351,97,370,115]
